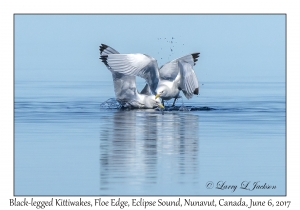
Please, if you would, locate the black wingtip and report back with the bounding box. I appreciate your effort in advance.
[192,52,200,59]
[193,87,199,95]
[99,44,109,55]
[192,53,200,65]
[100,55,110,68]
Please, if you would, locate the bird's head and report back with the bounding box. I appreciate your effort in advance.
[144,96,164,109]
[155,86,168,99]
[154,98,164,109]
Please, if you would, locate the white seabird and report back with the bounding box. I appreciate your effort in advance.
[99,44,164,109]
[100,45,200,106]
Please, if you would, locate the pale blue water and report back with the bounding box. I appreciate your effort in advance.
[14,81,286,196]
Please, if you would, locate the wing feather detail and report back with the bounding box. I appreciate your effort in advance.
[159,52,200,81]
[178,60,199,99]
[99,44,120,55]
[100,53,159,94]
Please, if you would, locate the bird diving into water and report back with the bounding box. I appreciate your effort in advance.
[100,44,164,109]
[100,44,200,106]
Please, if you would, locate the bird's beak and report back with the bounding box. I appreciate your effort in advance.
[155,94,160,99]
[158,103,164,109]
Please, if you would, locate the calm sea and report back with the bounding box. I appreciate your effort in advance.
[14,80,286,196]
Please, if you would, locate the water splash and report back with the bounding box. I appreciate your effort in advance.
[100,98,216,111]
[100,98,122,109]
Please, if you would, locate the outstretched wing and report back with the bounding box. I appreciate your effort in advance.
[159,53,200,81]
[158,60,180,81]
[99,44,139,103]
[99,43,120,55]
[100,53,160,94]
[178,56,199,99]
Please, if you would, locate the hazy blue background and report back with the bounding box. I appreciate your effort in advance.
[14,14,286,196]
[15,14,285,85]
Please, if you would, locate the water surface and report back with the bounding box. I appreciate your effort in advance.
[14,81,286,195]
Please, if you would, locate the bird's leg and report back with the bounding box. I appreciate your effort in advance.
[162,100,165,106]
[172,98,177,107]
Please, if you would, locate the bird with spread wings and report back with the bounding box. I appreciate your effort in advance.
[100,44,200,107]
[99,44,164,109]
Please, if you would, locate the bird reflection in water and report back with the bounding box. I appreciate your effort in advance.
[99,110,199,194]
